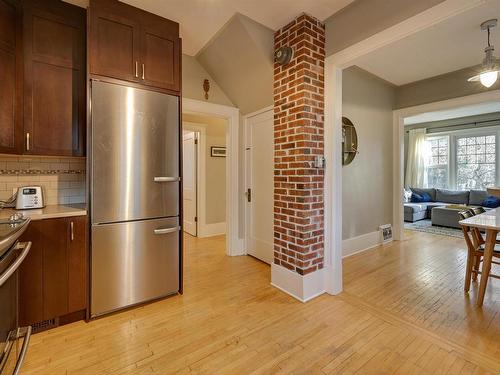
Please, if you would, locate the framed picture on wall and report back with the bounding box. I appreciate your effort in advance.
[211,146,226,157]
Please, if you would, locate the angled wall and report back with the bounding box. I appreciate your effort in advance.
[182,54,233,106]
[196,14,274,115]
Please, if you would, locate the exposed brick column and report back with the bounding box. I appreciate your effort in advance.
[273,14,325,280]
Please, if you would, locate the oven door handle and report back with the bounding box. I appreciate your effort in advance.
[13,326,32,375]
[0,241,32,287]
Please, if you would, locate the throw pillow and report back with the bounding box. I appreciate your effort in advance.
[403,188,412,203]
[411,192,431,203]
[481,196,500,208]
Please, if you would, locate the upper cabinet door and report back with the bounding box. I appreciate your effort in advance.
[0,0,22,154]
[89,0,141,82]
[89,0,180,93]
[23,0,86,156]
[141,29,180,91]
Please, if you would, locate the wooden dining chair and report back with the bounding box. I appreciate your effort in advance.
[459,210,500,293]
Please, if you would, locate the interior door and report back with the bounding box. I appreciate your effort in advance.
[246,110,274,264]
[182,131,197,236]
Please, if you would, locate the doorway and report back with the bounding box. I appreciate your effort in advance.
[182,114,228,239]
[245,109,274,264]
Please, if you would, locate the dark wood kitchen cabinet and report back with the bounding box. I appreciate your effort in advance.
[0,0,22,154]
[89,0,180,92]
[23,0,86,156]
[18,216,88,329]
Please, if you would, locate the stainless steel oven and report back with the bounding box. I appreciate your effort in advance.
[0,241,32,375]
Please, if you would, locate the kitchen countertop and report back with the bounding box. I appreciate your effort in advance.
[0,204,87,221]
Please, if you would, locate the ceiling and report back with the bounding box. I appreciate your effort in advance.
[63,0,354,56]
[353,1,500,86]
[404,102,500,125]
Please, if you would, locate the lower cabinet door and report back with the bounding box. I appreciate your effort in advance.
[91,217,180,317]
[42,218,69,320]
[68,216,88,312]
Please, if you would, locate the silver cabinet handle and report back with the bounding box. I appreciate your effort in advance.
[135,61,139,78]
[26,133,30,151]
[0,242,32,287]
[142,63,145,80]
[13,326,32,375]
[154,226,180,235]
[154,177,181,182]
[70,221,74,241]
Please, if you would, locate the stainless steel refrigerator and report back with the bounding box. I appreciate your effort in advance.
[90,80,181,318]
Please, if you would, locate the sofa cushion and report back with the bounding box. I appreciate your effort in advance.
[410,188,436,201]
[436,189,469,204]
[404,203,427,214]
[469,190,488,206]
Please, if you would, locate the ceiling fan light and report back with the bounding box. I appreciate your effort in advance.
[480,70,498,87]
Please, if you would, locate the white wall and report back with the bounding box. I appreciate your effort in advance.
[183,114,227,230]
[342,67,395,241]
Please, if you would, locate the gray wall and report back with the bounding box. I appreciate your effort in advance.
[342,67,395,240]
[325,0,444,56]
[182,54,234,106]
[196,14,274,115]
[395,65,500,109]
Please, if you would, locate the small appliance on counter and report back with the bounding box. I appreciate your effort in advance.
[15,186,44,210]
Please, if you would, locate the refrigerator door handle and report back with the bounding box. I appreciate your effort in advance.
[153,177,181,182]
[154,226,181,235]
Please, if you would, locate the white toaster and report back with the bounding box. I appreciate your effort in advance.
[16,186,45,209]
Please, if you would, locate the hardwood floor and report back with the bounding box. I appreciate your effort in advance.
[21,231,499,374]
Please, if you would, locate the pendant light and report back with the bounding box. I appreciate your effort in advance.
[468,19,500,88]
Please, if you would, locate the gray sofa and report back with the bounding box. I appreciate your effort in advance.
[404,188,489,228]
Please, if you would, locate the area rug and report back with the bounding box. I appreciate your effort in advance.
[404,219,463,238]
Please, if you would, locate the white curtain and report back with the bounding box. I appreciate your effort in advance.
[405,128,427,188]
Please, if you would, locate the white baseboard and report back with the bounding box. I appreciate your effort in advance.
[271,263,325,302]
[198,222,226,238]
[342,230,389,258]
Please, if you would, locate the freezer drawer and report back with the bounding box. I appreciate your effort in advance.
[91,80,180,224]
[91,217,180,317]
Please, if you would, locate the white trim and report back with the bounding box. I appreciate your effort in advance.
[198,222,226,238]
[271,263,325,302]
[342,231,386,258]
[323,0,485,297]
[323,66,343,295]
[330,0,485,69]
[393,89,500,240]
[244,105,274,119]
[182,98,243,256]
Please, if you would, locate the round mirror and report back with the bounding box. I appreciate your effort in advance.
[342,117,358,166]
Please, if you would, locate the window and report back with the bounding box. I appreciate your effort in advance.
[425,136,448,188]
[456,135,496,190]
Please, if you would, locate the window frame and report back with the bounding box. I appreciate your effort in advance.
[425,135,450,189]
[424,127,500,190]
[454,132,497,190]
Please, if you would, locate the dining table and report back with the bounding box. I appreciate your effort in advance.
[459,207,500,306]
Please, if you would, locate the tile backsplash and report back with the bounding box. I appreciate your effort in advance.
[0,155,86,205]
